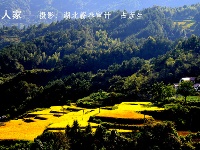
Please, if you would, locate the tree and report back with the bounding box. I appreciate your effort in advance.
[42,79,66,106]
[32,131,70,149]
[164,84,176,99]
[176,81,196,103]
[94,125,107,149]
[136,122,182,150]
[123,73,147,98]
[151,82,166,102]
[65,120,83,149]
[82,123,94,150]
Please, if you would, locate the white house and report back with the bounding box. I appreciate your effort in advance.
[174,77,200,91]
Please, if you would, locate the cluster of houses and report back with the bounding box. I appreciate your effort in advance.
[0,115,7,121]
[174,77,200,91]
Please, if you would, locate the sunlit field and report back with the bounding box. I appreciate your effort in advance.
[96,109,152,119]
[0,106,70,141]
[117,102,165,111]
[0,105,100,141]
[0,118,51,141]
[94,109,153,124]
[0,102,164,141]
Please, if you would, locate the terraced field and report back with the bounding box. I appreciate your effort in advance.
[174,20,196,30]
[117,102,165,111]
[0,102,164,141]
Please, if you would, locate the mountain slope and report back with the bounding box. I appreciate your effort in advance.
[0,0,200,27]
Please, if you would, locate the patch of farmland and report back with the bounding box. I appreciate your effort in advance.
[94,110,153,124]
[0,102,164,141]
[0,105,86,141]
[174,20,195,30]
[114,129,133,132]
[186,96,200,102]
[28,105,69,115]
[47,108,99,129]
[117,102,164,111]
[0,119,50,141]
[177,131,192,136]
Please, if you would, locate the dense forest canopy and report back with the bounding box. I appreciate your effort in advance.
[1,2,200,149]
[1,3,200,117]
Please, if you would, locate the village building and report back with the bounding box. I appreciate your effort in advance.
[174,77,200,91]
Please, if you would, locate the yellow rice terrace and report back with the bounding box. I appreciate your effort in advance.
[0,102,164,141]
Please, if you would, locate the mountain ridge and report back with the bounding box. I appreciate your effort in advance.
[0,0,200,27]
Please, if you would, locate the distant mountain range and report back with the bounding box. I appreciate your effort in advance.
[30,0,200,12]
[0,0,199,27]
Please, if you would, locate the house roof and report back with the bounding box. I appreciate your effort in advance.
[173,83,179,86]
[180,77,196,83]
[181,77,196,81]
[194,83,200,88]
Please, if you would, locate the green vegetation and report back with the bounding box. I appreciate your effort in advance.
[187,96,200,102]
[0,140,33,150]
[1,2,200,149]
[76,91,123,108]
[177,81,196,103]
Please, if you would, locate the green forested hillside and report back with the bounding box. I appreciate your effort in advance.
[2,3,200,150]
[1,4,200,119]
